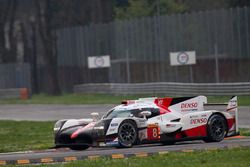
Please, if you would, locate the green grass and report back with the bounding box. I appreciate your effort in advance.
[8,148,250,167]
[0,94,249,105]
[0,94,146,105]
[0,120,249,153]
[241,128,250,136]
[0,121,54,153]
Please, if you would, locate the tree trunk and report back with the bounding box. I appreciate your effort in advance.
[35,0,61,95]
[0,0,17,63]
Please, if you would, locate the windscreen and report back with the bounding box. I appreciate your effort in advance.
[104,108,160,119]
[105,109,142,119]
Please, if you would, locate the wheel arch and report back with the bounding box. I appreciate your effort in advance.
[120,119,138,128]
[209,112,229,134]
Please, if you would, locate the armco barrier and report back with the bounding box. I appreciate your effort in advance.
[74,82,250,96]
[0,88,30,100]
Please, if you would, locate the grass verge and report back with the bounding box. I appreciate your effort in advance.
[0,94,249,105]
[0,121,54,153]
[0,94,144,105]
[0,120,249,153]
[6,148,250,167]
[241,128,250,136]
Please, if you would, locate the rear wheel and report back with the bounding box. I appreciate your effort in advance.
[204,114,227,142]
[117,120,138,148]
[161,140,176,145]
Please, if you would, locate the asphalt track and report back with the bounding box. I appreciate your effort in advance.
[0,136,249,165]
[0,104,249,128]
[0,105,249,165]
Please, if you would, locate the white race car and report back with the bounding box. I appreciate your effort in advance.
[54,96,239,150]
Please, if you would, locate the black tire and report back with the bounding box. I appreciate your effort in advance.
[161,141,176,145]
[204,114,227,143]
[117,120,138,148]
[69,145,89,150]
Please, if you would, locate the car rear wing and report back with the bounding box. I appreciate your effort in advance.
[204,96,237,109]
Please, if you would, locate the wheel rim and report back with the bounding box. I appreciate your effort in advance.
[211,118,225,138]
[119,123,136,145]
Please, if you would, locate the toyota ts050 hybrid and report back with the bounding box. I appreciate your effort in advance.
[54,96,239,150]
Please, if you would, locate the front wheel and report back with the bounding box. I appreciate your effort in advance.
[204,114,227,142]
[117,120,138,148]
[69,145,89,150]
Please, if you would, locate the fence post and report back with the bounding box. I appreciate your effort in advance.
[190,66,194,83]
[126,49,131,83]
[214,43,220,83]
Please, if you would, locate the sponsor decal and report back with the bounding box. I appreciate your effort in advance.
[111,123,119,127]
[105,141,119,146]
[109,128,116,132]
[227,99,237,112]
[139,123,146,127]
[190,118,207,125]
[147,125,160,140]
[181,102,198,112]
[181,102,198,109]
[166,124,176,128]
[230,100,237,107]
[158,100,163,105]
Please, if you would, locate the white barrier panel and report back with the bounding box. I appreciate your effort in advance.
[170,51,196,66]
[88,55,110,69]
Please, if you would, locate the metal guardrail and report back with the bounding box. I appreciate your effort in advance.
[74,82,250,96]
[0,88,30,99]
[0,88,21,99]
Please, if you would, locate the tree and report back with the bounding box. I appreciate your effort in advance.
[114,0,250,20]
[228,0,250,7]
[53,0,114,27]
[0,0,18,63]
[35,0,61,95]
[115,0,150,20]
[114,0,186,20]
[180,0,229,12]
[176,0,250,12]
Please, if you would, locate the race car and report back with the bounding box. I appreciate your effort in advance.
[54,96,239,150]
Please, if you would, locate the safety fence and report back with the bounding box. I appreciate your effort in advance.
[0,63,31,90]
[74,82,250,96]
[1,7,250,94]
[56,7,250,89]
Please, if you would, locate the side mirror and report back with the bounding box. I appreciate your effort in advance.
[140,111,152,119]
[91,112,99,122]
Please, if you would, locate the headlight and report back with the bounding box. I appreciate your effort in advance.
[54,120,66,133]
[93,121,105,130]
[93,126,104,130]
